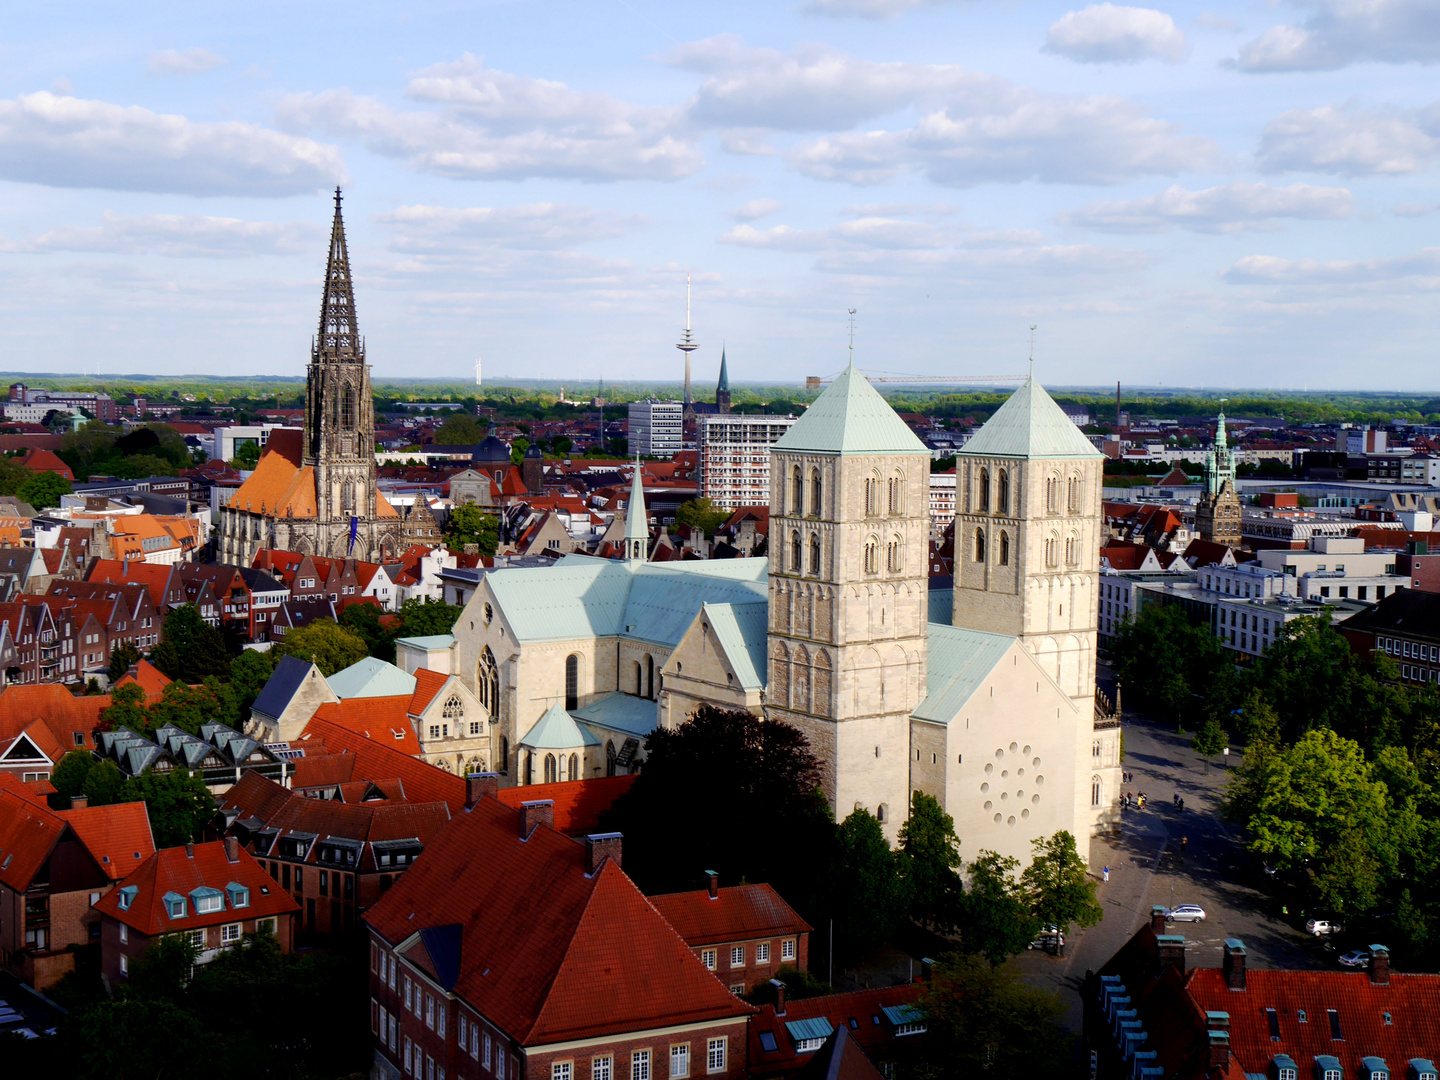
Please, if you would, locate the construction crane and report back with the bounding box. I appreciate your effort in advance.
[805,371,1027,391]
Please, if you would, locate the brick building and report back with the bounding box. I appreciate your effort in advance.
[1339,588,1440,684]
[364,783,752,1080]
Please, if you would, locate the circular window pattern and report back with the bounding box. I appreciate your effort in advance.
[1031,794,1040,804]
[1023,744,1032,755]
[1000,791,1008,801]
[1009,742,1018,753]
[1021,808,1030,820]
[1007,815,1016,826]
[995,748,1005,759]
[993,813,1003,824]
[980,782,990,793]
[984,763,994,775]
[1017,767,1025,776]
[1017,789,1024,799]
[1036,774,1045,786]
[984,800,993,811]
[1001,769,1009,779]
[1032,757,1042,767]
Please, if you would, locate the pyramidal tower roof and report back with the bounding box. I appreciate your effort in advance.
[315,187,362,363]
[773,361,928,456]
[957,376,1103,460]
[717,348,729,394]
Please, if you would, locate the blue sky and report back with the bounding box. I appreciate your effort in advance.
[0,0,1436,390]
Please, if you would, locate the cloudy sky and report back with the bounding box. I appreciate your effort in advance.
[0,0,1436,389]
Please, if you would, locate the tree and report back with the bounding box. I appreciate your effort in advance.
[107,641,142,681]
[82,760,126,807]
[829,808,907,960]
[435,413,484,446]
[100,681,150,735]
[1222,694,1282,827]
[151,604,230,682]
[50,750,96,800]
[510,436,530,467]
[551,435,572,456]
[18,470,71,510]
[1249,615,1374,741]
[446,502,499,556]
[272,619,369,676]
[121,768,214,847]
[148,681,227,736]
[961,851,1039,967]
[0,456,33,496]
[1020,831,1103,936]
[229,440,261,469]
[898,792,962,930]
[227,649,275,715]
[341,603,396,663]
[916,954,1072,1076]
[396,597,463,638]
[1192,716,1228,758]
[675,497,728,538]
[1109,604,1236,727]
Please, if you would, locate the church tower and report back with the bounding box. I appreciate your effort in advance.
[766,361,931,842]
[715,348,731,414]
[1195,407,1242,548]
[951,377,1117,833]
[305,189,383,554]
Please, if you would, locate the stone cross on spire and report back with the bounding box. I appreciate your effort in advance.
[315,187,362,363]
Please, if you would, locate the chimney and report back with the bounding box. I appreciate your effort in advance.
[519,799,554,838]
[706,870,719,899]
[1150,905,1168,935]
[1369,944,1390,986]
[585,832,623,874]
[1207,1029,1230,1071]
[185,842,195,859]
[770,978,787,1016]
[1223,939,1247,991]
[224,836,240,863]
[70,794,88,810]
[466,772,499,809]
[1155,934,1186,973]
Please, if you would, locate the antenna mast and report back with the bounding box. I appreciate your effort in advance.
[1028,324,1037,378]
[676,272,697,408]
[847,308,857,364]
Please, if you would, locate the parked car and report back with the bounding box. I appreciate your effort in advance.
[1306,918,1342,936]
[1027,925,1066,952]
[1166,905,1207,923]
[1338,949,1371,968]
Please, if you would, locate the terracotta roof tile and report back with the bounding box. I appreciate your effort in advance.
[649,883,811,946]
[296,715,466,810]
[495,774,638,836]
[747,985,922,1078]
[56,800,156,880]
[310,697,422,755]
[0,789,67,890]
[228,429,318,518]
[408,669,449,716]
[115,660,173,697]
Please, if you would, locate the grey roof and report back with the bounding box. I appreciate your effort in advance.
[519,703,602,749]
[472,434,510,465]
[702,601,768,690]
[912,624,1019,724]
[328,656,418,699]
[957,377,1104,460]
[773,362,929,456]
[569,692,658,739]
[394,634,455,650]
[251,655,320,721]
[624,466,648,548]
[927,587,953,626]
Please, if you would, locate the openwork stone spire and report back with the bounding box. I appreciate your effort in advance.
[315,187,362,363]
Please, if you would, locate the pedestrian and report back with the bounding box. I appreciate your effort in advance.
[1102,865,1110,883]
[1181,836,1188,852]
[1179,798,1185,812]
[1173,792,1179,807]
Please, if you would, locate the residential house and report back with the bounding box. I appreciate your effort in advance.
[0,683,145,782]
[95,838,299,990]
[1340,588,1440,684]
[93,723,289,794]
[246,655,341,743]
[269,596,338,641]
[44,579,161,657]
[746,986,926,1080]
[649,875,811,995]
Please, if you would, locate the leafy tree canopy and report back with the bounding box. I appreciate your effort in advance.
[675,497,728,538]
[272,619,369,676]
[397,596,464,638]
[151,603,231,683]
[961,850,1040,967]
[18,470,71,510]
[446,502,499,557]
[1020,831,1103,934]
[898,791,963,931]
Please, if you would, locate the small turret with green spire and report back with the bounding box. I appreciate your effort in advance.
[624,458,648,562]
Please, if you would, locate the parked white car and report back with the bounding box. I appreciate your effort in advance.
[1166,905,1207,923]
[1338,949,1370,968]
[1306,919,1342,936]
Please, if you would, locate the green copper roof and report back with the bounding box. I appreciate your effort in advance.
[394,634,455,650]
[701,600,768,690]
[570,692,657,739]
[773,362,929,456]
[328,656,418,700]
[624,464,648,549]
[957,376,1103,460]
[912,625,1017,724]
[717,348,729,393]
[519,703,601,750]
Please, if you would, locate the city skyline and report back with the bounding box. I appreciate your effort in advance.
[0,1,1435,388]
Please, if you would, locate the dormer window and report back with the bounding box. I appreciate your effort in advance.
[164,891,187,919]
[191,887,224,914]
[226,882,249,909]
[117,885,137,911]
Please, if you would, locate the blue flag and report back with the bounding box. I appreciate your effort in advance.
[348,514,358,555]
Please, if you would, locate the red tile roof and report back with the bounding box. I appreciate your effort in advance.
[93,840,298,936]
[20,448,74,480]
[495,774,638,835]
[56,800,156,880]
[310,696,422,755]
[0,683,122,760]
[366,796,750,1046]
[115,660,173,697]
[408,668,449,716]
[0,789,68,891]
[295,714,466,810]
[649,883,811,946]
[747,985,922,1078]
[0,771,53,806]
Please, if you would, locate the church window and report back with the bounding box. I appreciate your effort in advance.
[865,476,879,516]
[997,471,1009,514]
[888,475,903,514]
[999,531,1010,566]
[442,695,463,720]
[876,804,888,824]
[974,528,985,563]
[887,537,902,573]
[544,754,558,784]
[1065,534,1077,566]
[864,538,878,575]
[646,654,655,700]
[500,736,509,774]
[342,482,355,513]
[606,741,617,777]
[792,467,803,515]
[790,531,802,573]
[339,385,356,430]
[634,661,643,696]
[809,534,821,575]
[478,649,500,716]
[568,753,579,782]
[811,470,822,516]
[565,655,579,711]
[1045,534,1058,568]
[1091,776,1102,807]
[978,469,989,513]
[1068,475,1082,513]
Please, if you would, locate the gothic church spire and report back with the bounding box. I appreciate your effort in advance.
[315,187,362,363]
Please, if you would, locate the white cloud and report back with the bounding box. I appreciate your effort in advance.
[1232,0,1440,72]
[375,203,645,250]
[0,92,344,196]
[0,212,320,257]
[276,55,701,182]
[1044,5,1191,64]
[802,0,967,19]
[1393,202,1438,217]
[1257,102,1440,176]
[667,37,1218,186]
[146,49,227,76]
[1059,181,1354,233]
[1225,248,1440,285]
[732,199,783,220]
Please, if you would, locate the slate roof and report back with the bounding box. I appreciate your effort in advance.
[328,656,418,700]
[251,655,322,721]
[649,882,811,946]
[365,796,751,1046]
[957,377,1104,460]
[1339,587,1440,642]
[520,703,602,749]
[773,363,929,456]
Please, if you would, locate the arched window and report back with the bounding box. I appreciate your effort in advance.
[1091,776,1102,807]
[1045,534,1058,568]
[864,538,878,575]
[565,654,579,711]
[792,467,803,515]
[500,736,509,774]
[606,741,617,777]
[811,470,822,516]
[1046,475,1059,513]
[442,695,463,720]
[888,474,903,514]
[478,648,500,717]
[523,751,533,785]
[339,384,356,430]
[876,803,888,824]
[998,471,1009,514]
[645,654,655,699]
[978,468,990,513]
[790,530,802,572]
[633,660,643,696]
[342,481,355,512]
[999,531,1010,566]
[1067,532,1079,566]
[865,476,879,516]
[544,754,558,784]
[568,753,580,781]
[1068,475,1081,513]
[974,528,985,563]
[887,536,902,573]
[809,533,821,575]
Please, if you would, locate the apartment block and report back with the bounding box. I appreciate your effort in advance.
[628,400,685,458]
[698,414,797,510]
